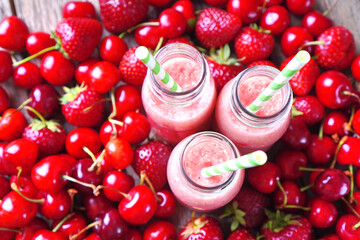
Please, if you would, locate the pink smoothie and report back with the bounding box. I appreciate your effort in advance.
[167,132,244,211]
[215,68,292,154]
[142,52,216,145]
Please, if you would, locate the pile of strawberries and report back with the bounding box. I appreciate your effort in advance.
[0,0,360,239]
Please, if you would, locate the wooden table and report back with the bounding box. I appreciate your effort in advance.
[0,0,359,237]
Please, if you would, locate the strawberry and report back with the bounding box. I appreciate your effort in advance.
[60,85,105,127]
[179,215,223,240]
[234,25,275,65]
[292,95,325,126]
[227,229,255,240]
[55,17,102,62]
[99,0,148,34]
[315,26,355,70]
[119,47,148,86]
[261,211,312,240]
[206,44,244,92]
[247,60,277,69]
[222,186,271,230]
[280,55,320,96]
[132,140,173,191]
[195,8,242,49]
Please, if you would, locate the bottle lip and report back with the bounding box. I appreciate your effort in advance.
[179,131,240,192]
[149,43,207,104]
[230,65,293,127]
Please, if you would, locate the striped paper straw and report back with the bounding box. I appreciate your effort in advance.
[135,46,183,92]
[247,50,311,113]
[201,150,267,178]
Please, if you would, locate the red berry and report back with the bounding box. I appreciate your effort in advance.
[99,35,128,65]
[28,84,60,119]
[105,137,134,170]
[0,16,29,51]
[306,197,338,228]
[0,50,13,83]
[305,134,335,165]
[26,32,56,57]
[159,8,186,38]
[0,109,27,142]
[65,128,102,159]
[275,150,307,180]
[75,58,100,85]
[301,10,333,37]
[281,119,311,150]
[260,5,290,36]
[155,189,177,218]
[143,221,177,240]
[246,162,280,194]
[280,26,314,57]
[179,215,223,240]
[113,85,142,120]
[315,168,350,202]
[119,47,148,86]
[0,86,10,113]
[102,170,134,202]
[285,0,315,15]
[88,61,121,94]
[227,0,263,25]
[62,1,96,19]
[292,95,325,126]
[13,62,43,89]
[121,112,151,144]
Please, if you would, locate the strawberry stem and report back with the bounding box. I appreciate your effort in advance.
[10,182,45,204]
[69,220,101,240]
[52,212,75,232]
[13,45,58,67]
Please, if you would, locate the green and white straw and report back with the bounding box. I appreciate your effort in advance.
[201,150,267,178]
[247,50,311,113]
[135,46,183,92]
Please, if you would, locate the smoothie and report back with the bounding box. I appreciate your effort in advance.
[215,66,292,154]
[142,43,216,145]
[167,132,244,211]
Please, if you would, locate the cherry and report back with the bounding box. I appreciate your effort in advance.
[37,189,71,220]
[40,51,75,86]
[308,168,325,193]
[247,60,277,68]
[0,175,10,199]
[71,158,102,194]
[264,0,283,6]
[125,228,143,240]
[52,212,87,240]
[96,152,115,177]
[83,233,101,240]
[31,229,67,240]
[323,111,347,137]
[99,36,128,65]
[273,180,306,212]
[159,8,186,38]
[316,71,354,109]
[74,58,99,85]
[0,86,10,113]
[134,20,164,51]
[15,217,49,240]
[88,61,121,94]
[3,138,39,175]
[306,197,338,228]
[335,214,360,240]
[155,189,177,218]
[13,62,43,89]
[83,194,114,221]
[102,170,134,202]
[227,0,263,25]
[301,10,333,37]
[99,120,124,146]
[113,85,142,120]
[31,155,72,193]
[281,119,311,150]
[356,168,360,189]
[336,136,360,166]
[246,162,281,194]
[65,127,102,159]
[10,174,39,198]
[26,32,56,58]
[143,221,177,240]
[121,112,151,144]
[105,137,134,170]
[0,16,29,51]
[94,208,129,240]
[315,168,350,202]
[259,5,290,36]
[147,0,172,7]
[0,50,13,83]
[352,54,360,83]
[0,191,38,228]
[285,0,315,15]
[0,108,27,142]
[0,230,15,240]
[305,134,336,165]
[275,150,307,180]
[62,1,96,19]
[118,185,158,225]
[347,191,360,215]
[172,0,196,33]
[281,26,314,57]
[0,142,10,175]
[204,0,229,7]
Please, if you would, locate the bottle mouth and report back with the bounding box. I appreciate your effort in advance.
[230,65,293,127]
[180,131,239,191]
[149,43,207,105]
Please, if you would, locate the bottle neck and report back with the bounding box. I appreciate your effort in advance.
[230,66,293,128]
[148,43,208,105]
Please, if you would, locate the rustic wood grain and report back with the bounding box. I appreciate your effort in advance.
[0,0,13,19]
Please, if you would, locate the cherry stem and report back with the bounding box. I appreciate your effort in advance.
[284,205,310,211]
[331,135,348,169]
[83,98,109,113]
[346,106,356,132]
[276,180,287,208]
[343,90,360,104]
[16,167,24,189]
[154,37,164,54]
[69,220,101,240]
[11,182,45,204]
[13,45,58,67]
[83,147,97,162]
[108,88,117,120]
[95,185,130,200]
[124,21,159,35]
[140,171,160,202]
[67,188,78,212]
[354,221,360,230]
[25,106,47,124]
[342,197,360,218]
[52,212,76,232]
[0,228,22,234]
[323,0,340,16]
[17,98,32,111]
[109,118,123,127]
[300,183,314,192]
[62,175,99,196]
[88,150,105,173]
[299,41,325,51]
[349,165,355,203]
[318,120,324,139]
[298,167,325,172]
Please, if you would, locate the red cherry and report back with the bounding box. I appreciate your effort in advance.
[285,0,315,15]
[102,170,134,202]
[0,175,10,199]
[71,158,102,194]
[27,84,60,119]
[125,228,143,240]
[121,112,151,144]
[75,58,100,85]
[273,181,306,212]
[259,5,290,36]
[96,152,115,177]
[315,70,353,109]
[99,120,123,146]
[143,221,177,240]
[204,0,229,7]
[0,16,29,51]
[147,0,172,7]
[0,108,27,142]
[281,119,311,150]
[83,194,114,221]
[62,1,96,18]
[275,150,307,180]
[26,32,56,57]
[315,168,350,202]
[306,197,338,228]
[0,143,10,175]
[134,21,164,51]
[52,212,87,240]
[0,230,15,240]
[0,86,10,113]
[336,214,360,240]
[323,111,347,137]
[172,0,196,33]
[356,168,360,189]
[305,134,336,165]
[246,162,280,194]
[88,61,121,93]
[336,136,360,166]
[301,10,333,37]
[118,185,157,225]
[0,50,13,83]
[227,0,263,25]
[15,217,49,240]
[159,8,186,38]
[94,208,129,240]
[113,85,142,120]
[281,26,314,57]
[308,168,324,193]
[37,189,71,220]
[264,0,283,6]
[155,189,177,218]
[351,54,360,82]
[83,233,101,240]
[13,62,43,89]
[40,51,75,86]
[65,127,102,159]
[31,230,67,240]
[10,174,39,199]
[99,35,128,65]
[105,137,133,170]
